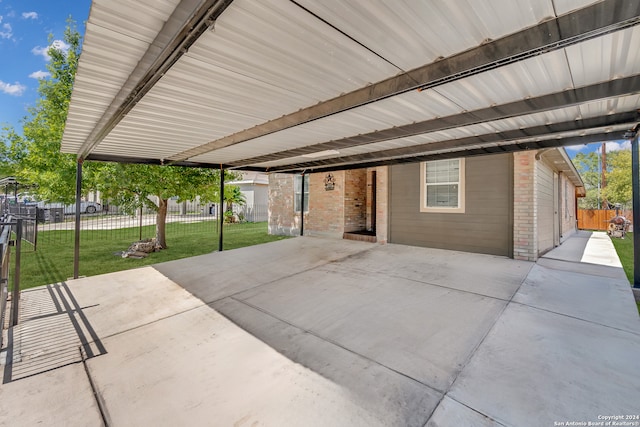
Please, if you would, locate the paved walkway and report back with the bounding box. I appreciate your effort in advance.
[1,231,638,426]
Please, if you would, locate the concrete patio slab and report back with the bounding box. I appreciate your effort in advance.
[328,243,532,300]
[448,303,640,427]
[87,303,436,426]
[2,232,638,426]
[513,264,640,334]
[0,363,103,427]
[232,262,509,392]
[67,266,203,338]
[212,297,441,426]
[544,231,622,267]
[154,237,374,303]
[425,396,505,427]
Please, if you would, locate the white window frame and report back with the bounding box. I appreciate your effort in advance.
[294,174,309,213]
[420,158,465,213]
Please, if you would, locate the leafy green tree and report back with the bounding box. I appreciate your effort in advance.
[1,19,93,203]
[94,163,238,248]
[1,19,240,249]
[572,151,602,209]
[602,150,632,208]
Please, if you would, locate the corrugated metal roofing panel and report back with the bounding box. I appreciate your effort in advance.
[433,50,573,111]
[64,0,639,170]
[553,0,601,15]
[62,0,181,152]
[186,0,400,101]
[295,0,556,71]
[565,26,640,87]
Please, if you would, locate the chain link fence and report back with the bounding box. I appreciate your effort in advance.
[26,202,269,248]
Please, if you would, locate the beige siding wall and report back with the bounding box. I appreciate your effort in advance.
[536,160,555,255]
[559,173,578,241]
[389,155,513,256]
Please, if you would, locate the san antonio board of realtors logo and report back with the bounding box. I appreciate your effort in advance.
[324,173,335,191]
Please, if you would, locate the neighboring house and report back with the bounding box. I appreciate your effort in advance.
[268,148,584,261]
[227,172,269,222]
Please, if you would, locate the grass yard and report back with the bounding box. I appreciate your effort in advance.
[14,221,290,290]
[609,232,640,313]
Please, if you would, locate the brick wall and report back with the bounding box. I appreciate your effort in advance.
[306,171,345,237]
[344,169,367,232]
[268,167,389,243]
[513,151,537,261]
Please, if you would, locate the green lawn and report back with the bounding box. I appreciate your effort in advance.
[14,221,290,290]
[609,232,640,313]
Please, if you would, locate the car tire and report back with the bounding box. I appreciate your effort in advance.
[86,205,97,214]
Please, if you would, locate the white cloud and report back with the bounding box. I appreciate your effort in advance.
[605,140,631,151]
[0,80,26,96]
[0,22,12,39]
[565,144,587,152]
[32,39,70,60]
[29,70,50,79]
[22,11,38,20]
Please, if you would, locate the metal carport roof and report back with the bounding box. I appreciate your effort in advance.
[61,0,640,174]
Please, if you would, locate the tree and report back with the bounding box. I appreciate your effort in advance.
[94,163,238,248]
[224,185,246,220]
[1,19,241,249]
[602,150,632,208]
[1,19,93,203]
[572,147,633,209]
[572,151,602,209]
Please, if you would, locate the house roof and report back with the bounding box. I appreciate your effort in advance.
[61,0,640,173]
[227,171,269,186]
[538,148,586,196]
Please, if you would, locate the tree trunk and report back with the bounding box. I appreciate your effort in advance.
[156,198,168,249]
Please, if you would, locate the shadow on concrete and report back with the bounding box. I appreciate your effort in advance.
[2,283,106,383]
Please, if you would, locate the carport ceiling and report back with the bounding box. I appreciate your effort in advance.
[62,0,640,173]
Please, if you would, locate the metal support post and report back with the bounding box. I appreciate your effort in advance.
[219,166,224,251]
[632,130,640,287]
[300,173,305,236]
[73,158,83,279]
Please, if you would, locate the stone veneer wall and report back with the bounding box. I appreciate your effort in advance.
[268,173,301,236]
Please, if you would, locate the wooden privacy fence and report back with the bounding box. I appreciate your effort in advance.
[577,209,633,231]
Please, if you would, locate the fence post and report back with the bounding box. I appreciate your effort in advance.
[11,218,22,326]
[0,239,5,349]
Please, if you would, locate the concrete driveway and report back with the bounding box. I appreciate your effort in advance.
[1,232,639,426]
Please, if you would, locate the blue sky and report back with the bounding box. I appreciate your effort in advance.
[0,0,91,131]
[566,140,631,157]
